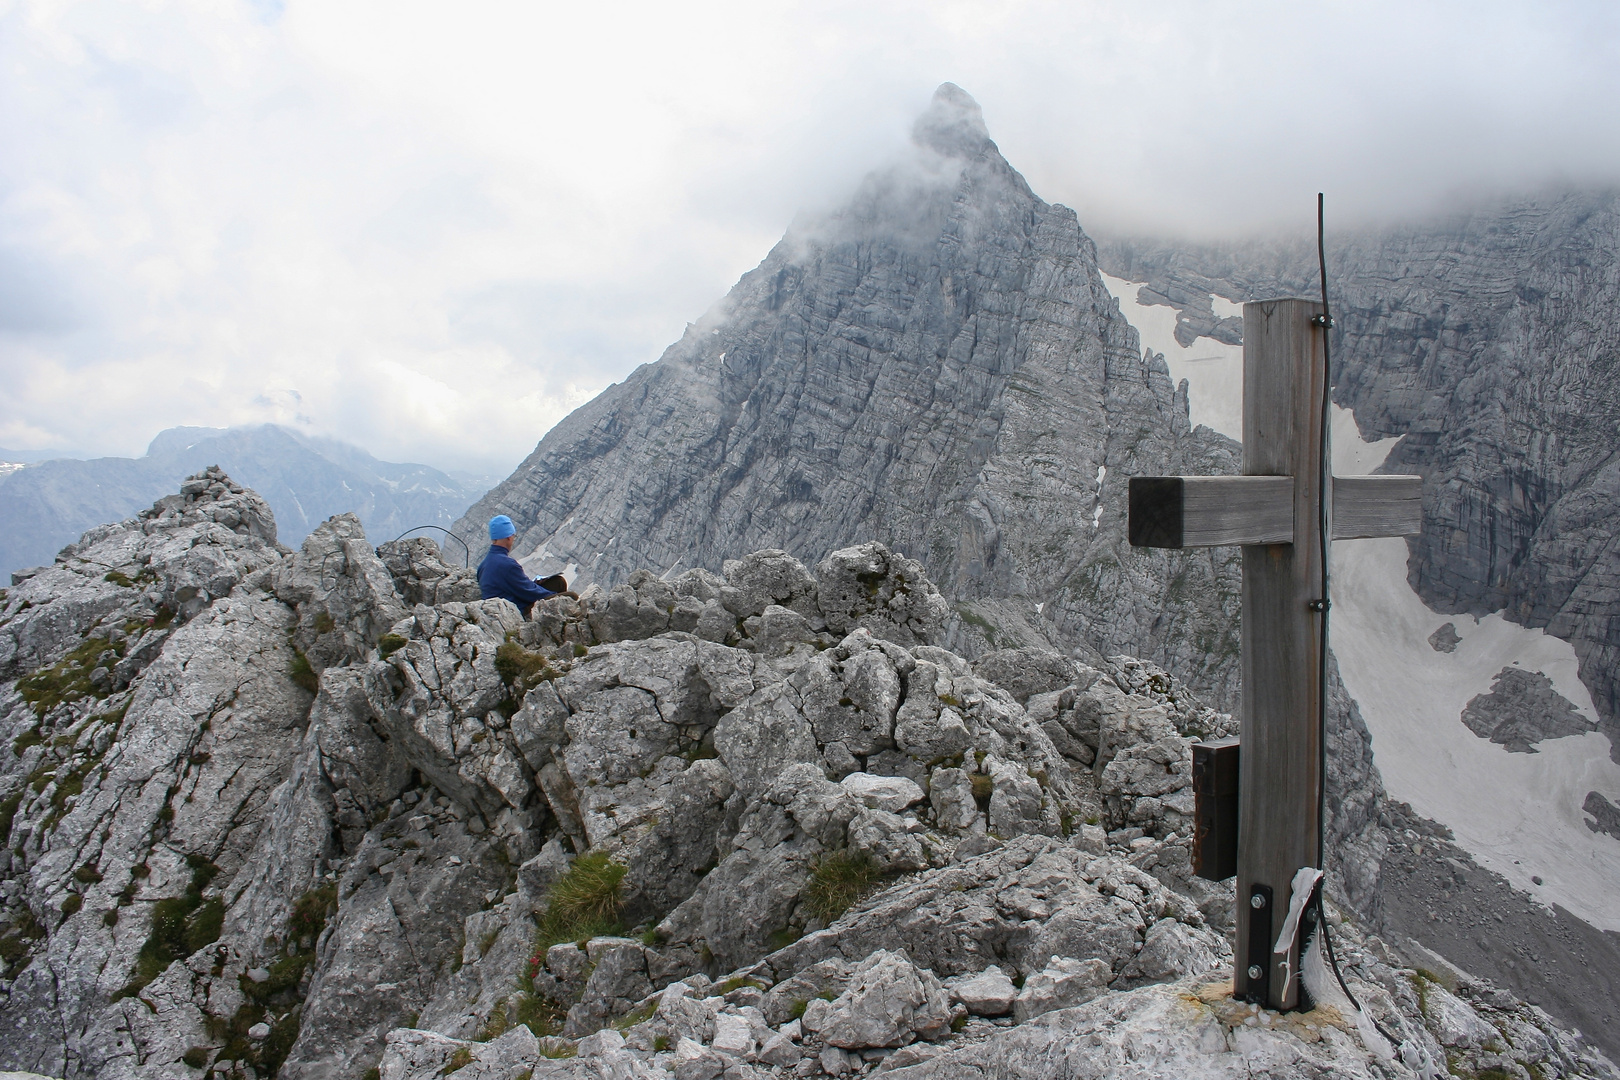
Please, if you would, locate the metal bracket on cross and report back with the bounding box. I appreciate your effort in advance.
[1125,297,1421,1011]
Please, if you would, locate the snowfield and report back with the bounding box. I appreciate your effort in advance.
[1102,273,1620,932]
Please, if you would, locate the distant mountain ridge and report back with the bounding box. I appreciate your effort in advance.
[0,424,490,579]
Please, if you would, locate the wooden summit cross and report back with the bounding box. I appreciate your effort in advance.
[1127,298,1421,1011]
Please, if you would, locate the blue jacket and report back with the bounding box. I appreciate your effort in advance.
[477,544,555,616]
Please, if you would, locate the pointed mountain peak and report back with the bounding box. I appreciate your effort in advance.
[912,82,994,159]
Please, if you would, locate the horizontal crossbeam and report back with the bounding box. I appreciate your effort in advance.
[1128,473,1422,548]
[1331,475,1422,539]
[1128,476,1294,547]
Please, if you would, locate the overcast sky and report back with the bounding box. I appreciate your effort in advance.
[3,0,1617,476]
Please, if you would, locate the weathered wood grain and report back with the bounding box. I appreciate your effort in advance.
[1129,476,1294,547]
[1333,475,1422,539]
[1235,297,1326,1011]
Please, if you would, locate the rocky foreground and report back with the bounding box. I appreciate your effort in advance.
[0,472,1612,1080]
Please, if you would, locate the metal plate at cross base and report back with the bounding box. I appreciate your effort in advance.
[1125,297,1421,1011]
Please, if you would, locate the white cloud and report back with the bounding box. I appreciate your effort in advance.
[2,0,1617,472]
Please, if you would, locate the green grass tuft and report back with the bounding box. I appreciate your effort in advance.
[16,635,119,716]
[510,993,565,1039]
[112,855,224,1000]
[0,909,46,977]
[803,849,883,923]
[475,1000,509,1042]
[0,791,25,846]
[494,640,558,707]
[612,1000,657,1030]
[288,649,319,694]
[537,1038,577,1060]
[708,976,764,997]
[378,633,408,659]
[185,899,224,954]
[534,851,627,949]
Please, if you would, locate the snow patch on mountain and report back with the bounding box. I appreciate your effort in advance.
[1101,273,1243,440]
[1330,471,1620,933]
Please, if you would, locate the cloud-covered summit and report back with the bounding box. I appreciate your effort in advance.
[912,82,995,159]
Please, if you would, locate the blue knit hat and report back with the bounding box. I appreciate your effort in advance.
[488,515,516,540]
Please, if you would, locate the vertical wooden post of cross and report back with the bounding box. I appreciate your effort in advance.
[1126,296,1422,1012]
[1234,297,1327,1011]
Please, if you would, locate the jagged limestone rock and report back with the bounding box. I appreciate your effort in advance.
[814,950,951,1049]
[376,537,482,609]
[2,470,1612,1080]
[1460,666,1597,753]
[1010,955,1111,1022]
[942,965,1017,1017]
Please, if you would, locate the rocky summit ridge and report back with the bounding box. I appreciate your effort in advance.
[0,470,1612,1080]
[449,83,1246,710]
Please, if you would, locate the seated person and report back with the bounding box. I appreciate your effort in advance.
[477,515,560,616]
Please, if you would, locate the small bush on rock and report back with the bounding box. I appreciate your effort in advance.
[495,639,559,705]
